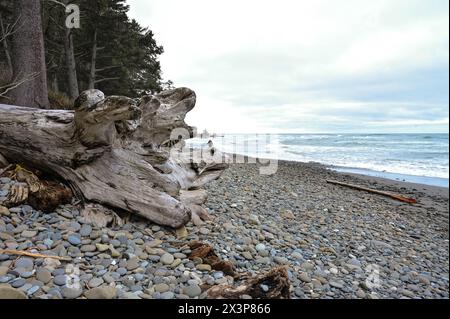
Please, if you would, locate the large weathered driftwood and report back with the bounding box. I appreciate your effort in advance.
[0,87,227,228]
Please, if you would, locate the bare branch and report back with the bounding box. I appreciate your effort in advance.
[0,72,40,99]
[43,0,67,8]
[0,14,22,43]
[94,77,120,84]
[96,66,121,72]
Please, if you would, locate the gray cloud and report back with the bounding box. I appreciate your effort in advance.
[128,0,449,133]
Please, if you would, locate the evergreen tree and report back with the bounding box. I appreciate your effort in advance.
[2,0,168,106]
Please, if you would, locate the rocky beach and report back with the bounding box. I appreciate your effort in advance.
[0,159,448,299]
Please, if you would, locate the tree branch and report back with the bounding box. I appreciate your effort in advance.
[0,72,40,99]
[94,77,120,84]
[43,0,67,8]
[95,65,121,72]
[0,14,22,43]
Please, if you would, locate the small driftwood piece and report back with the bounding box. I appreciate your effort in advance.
[207,267,291,299]
[188,241,236,277]
[0,164,12,176]
[0,165,73,211]
[0,153,8,167]
[326,180,418,204]
[0,249,72,261]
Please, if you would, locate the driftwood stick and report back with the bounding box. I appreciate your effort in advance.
[326,180,418,204]
[0,249,72,261]
[0,164,13,176]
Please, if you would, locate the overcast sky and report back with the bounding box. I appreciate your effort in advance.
[128,0,449,134]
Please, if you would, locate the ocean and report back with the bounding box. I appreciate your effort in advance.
[187,133,449,188]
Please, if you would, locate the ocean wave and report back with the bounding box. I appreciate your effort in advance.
[187,133,449,180]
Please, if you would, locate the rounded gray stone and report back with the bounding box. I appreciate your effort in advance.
[61,286,83,299]
[15,257,34,270]
[68,235,81,246]
[183,284,202,298]
[88,277,104,288]
[160,253,174,265]
[11,278,26,288]
[53,275,68,286]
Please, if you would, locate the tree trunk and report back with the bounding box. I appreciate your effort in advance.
[10,0,49,108]
[88,28,98,90]
[0,87,228,228]
[64,27,79,100]
[62,0,79,100]
[52,73,59,92]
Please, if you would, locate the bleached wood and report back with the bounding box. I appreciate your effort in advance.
[0,87,227,228]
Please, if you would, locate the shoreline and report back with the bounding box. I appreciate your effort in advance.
[0,156,448,299]
[331,166,449,189]
[222,152,450,195]
[189,133,449,188]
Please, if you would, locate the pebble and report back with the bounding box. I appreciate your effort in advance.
[301,262,315,271]
[80,245,96,252]
[274,256,289,265]
[291,252,303,260]
[9,207,22,214]
[36,268,52,284]
[27,286,40,296]
[11,278,26,288]
[160,291,175,299]
[43,238,54,247]
[84,287,117,299]
[96,243,109,252]
[356,290,366,298]
[146,240,163,248]
[248,214,261,225]
[88,277,104,288]
[299,273,312,283]
[0,266,8,276]
[21,230,37,238]
[15,257,34,270]
[255,243,266,251]
[117,268,127,276]
[196,264,212,272]
[154,283,170,293]
[0,286,27,299]
[68,234,81,246]
[160,253,174,265]
[79,224,92,237]
[242,251,253,260]
[54,275,68,286]
[184,284,202,298]
[127,257,140,271]
[61,286,83,299]
[329,281,345,289]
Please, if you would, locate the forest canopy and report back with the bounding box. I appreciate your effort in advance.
[0,0,172,108]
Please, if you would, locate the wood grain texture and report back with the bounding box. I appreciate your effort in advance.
[0,87,227,228]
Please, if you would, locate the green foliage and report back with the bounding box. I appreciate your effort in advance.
[42,0,167,99]
[48,90,73,110]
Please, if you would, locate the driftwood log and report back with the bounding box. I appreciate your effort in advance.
[0,87,228,228]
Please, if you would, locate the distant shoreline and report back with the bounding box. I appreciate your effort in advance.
[331,165,449,188]
[188,133,449,188]
[221,152,450,192]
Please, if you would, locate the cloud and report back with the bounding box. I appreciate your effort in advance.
[128,0,449,133]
